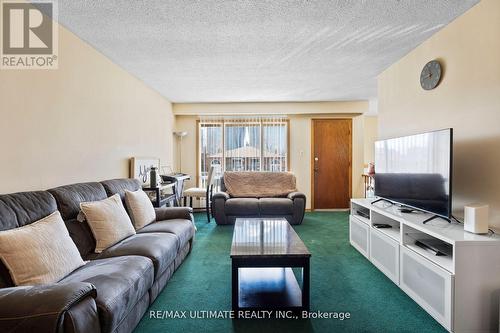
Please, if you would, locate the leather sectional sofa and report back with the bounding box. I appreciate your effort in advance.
[0,178,195,333]
[211,177,306,225]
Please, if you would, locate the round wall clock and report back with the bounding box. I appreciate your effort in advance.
[420,60,442,90]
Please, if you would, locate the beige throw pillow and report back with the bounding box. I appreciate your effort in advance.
[0,211,85,286]
[80,194,136,253]
[124,189,156,230]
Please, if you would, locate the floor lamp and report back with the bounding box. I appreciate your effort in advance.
[173,131,188,173]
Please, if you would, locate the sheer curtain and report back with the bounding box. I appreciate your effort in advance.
[199,117,223,188]
[199,116,288,187]
[261,116,288,172]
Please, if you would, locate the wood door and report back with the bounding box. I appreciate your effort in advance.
[312,119,352,209]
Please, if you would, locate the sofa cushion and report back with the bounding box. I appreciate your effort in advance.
[259,198,293,215]
[63,218,96,260]
[0,211,85,286]
[0,191,57,231]
[60,256,153,333]
[138,219,195,250]
[48,183,109,259]
[100,178,141,202]
[80,194,136,253]
[48,183,108,221]
[124,190,156,230]
[96,233,178,279]
[0,191,58,288]
[225,198,259,215]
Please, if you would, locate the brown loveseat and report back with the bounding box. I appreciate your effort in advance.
[0,178,195,333]
[211,172,306,225]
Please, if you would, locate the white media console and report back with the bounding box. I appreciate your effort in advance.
[350,198,500,332]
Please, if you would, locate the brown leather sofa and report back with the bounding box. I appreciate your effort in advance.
[0,179,195,333]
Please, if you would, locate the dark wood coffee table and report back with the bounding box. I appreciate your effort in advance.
[230,218,311,316]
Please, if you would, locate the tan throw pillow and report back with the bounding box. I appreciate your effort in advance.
[0,211,85,286]
[124,189,156,230]
[80,194,136,253]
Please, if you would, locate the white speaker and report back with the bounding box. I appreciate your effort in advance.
[464,203,489,234]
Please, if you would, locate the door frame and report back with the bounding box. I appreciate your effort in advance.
[310,118,352,210]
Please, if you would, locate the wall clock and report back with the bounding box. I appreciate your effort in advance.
[420,60,442,90]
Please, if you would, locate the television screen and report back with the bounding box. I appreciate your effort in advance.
[374,129,452,218]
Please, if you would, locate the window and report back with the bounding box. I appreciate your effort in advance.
[199,123,223,187]
[198,117,289,187]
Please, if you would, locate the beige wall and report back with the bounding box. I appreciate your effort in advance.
[363,116,378,166]
[173,102,371,209]
[0,23,174,193]
[378,0,500,227]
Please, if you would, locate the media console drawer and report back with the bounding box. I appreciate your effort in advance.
[400,246,454,331]
[370,228,399,285]
[349,216,369,259]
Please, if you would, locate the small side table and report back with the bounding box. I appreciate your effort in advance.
[362,174,375,198]
[142,182,176,208]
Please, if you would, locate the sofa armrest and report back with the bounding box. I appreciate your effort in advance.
[287,192,306,200]
[0,282,99,333]
[288,192,306,225]
[211,192,230,225]
[212,192,230,201]
[155,207,193,222]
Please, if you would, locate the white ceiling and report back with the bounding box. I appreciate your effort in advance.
[48,0,478,103]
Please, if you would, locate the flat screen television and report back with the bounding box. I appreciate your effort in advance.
[374,128,453,219]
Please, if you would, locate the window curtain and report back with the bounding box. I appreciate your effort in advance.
[199,117,224,188]
[199,116,288,187]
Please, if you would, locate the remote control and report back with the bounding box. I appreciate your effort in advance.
[373,224,392,229]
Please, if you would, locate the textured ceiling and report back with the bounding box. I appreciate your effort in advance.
[48,0,478,103]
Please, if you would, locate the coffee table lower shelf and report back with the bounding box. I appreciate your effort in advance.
[238,267,302,309]
[231,259,310,317]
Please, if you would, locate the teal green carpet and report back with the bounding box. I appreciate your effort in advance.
[135,212,445,333]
